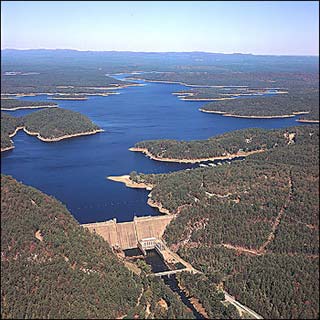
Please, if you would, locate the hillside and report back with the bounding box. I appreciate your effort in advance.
[132,127,294,162]
[1,175,195,319]
[130,70,319,88]
[200,90,319,120]
[22,108,102,139]
[1,108,103,151]
[1,174,142,318]
[129,126,319,319]
[0,113,23,151]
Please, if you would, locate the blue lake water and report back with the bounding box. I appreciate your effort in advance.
[1,75,306,223]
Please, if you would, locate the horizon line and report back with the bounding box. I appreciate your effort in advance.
[1,48,319,57]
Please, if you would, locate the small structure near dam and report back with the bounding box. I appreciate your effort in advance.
[81,214,175,251]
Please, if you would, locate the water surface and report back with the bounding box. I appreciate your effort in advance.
[1,75,305,223]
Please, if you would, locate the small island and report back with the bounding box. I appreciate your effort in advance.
[1,108,103,151]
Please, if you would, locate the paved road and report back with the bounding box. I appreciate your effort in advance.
[224,291,264,319]
[156,240,263,319]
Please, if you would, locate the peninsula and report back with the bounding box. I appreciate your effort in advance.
[199,91,319,120]
[129,127,294,163]
[1,98,57,111]
[129,146,264,163]
[1,108,103,151]
[130,71,319,121]
[172,87,288,102]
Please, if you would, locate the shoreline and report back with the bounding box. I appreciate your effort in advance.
[1,127,104,152]
[183,97,236,101]
[107,175,153,190]
[199,108,310,119]
[22,127,104,142]
[296,119,320,123]
[48,97,88,101]
[1,105,57,111]
[1,126,25,153]
[107,175,173,215]
[127,78,251,89]
[126,78,218,87]
[0,83,144,98]
[129,147,265,163]
[172,89,288,102]
[147,198,171,215]
[1,145,15,152]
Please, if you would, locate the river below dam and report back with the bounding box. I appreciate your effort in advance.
[1,73,306,223]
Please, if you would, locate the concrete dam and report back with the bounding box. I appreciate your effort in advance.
[82,215,175,250]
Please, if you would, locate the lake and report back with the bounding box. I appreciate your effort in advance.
[1,74,305,223]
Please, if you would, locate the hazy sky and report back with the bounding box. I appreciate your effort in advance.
[1,1,319,55]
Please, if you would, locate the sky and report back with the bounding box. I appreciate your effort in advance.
[1,1,319,55]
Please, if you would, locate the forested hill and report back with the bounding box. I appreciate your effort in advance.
[1,113,23,150]
[1,174,142,319]
[1,108,102,151]
[1,175,195,319]
[133,127,308,161]
[130,125,319,319]
[22,108,102,139]
[200,90,319,120]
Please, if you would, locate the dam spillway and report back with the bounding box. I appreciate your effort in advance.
[81,215,175,250]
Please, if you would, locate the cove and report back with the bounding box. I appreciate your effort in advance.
[1,74,306,223]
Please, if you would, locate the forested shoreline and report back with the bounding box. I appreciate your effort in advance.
[1,108,102,151]
[129,125,319,319]
[131,71,319,121]
[133,127,299,161]
[200,90,319,120]
[1,99,57,110]
[1,174,201,319]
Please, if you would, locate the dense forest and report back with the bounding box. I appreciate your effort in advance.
[3,50,318,74]
[130,70,319,89]
[173,86,278,100]
[2,50,318,97]
[200,90,319,120]
[176,273,239,319]
[1,108,102,150]
[134,127,296,160]
[23,108,101,139]
[0,112,23,150]
[1,99,57,110]
[1,66,135,95]
[130,125,319,319]
[132,71,319,121]
[1,175,195,319]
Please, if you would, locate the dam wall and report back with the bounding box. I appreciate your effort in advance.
[82,214,175,250]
